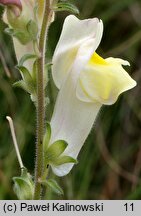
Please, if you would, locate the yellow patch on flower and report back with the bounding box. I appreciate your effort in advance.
[89,52,108,65]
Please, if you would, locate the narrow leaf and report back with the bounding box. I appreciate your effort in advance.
[18,54,37,67]
[16,66,32,81]
[13,80,27,91]
[16,66,36,94]
[54,2,79,15]
[41,179,64,195]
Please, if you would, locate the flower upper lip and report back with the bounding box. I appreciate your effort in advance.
[52,15,103,90]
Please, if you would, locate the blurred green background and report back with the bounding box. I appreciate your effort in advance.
[0,0,141,199]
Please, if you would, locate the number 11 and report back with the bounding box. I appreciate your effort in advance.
[124,203,134,211]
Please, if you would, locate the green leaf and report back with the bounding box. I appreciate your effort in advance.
[53,1,79,15]
[26,20,38,41]
[45,140,68,162]
[16,66,36,94]
[18,54,37,67]
[53,155,78,166]
[41,179,64,195]
[13,80,37,102]
[16,66,31,81]
[43,122,51,152]
[14,66,37,101]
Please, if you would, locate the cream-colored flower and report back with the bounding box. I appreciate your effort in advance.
[49,15,136,176]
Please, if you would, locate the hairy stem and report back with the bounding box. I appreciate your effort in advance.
[34,0,54,200]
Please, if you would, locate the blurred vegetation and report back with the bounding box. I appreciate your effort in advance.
[0,0,141,199]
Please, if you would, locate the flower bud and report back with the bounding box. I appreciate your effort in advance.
[13,168,34,200]
[2,0,37,44]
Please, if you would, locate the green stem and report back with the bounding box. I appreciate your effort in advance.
[34,0,54,200]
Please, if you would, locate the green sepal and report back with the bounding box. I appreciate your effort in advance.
[26,20,38,41]
[43,122,51,152]
[5,20,39,44]
[53,1,79,15]
[13,31,30,45]
[18,54,37,67]
[13,167,34,200]
[4,28,31,45]
[44,140,68,166]
[45,140,68,163]
[41,179,64,195]
[53,155,78,166]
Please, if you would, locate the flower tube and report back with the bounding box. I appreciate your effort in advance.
[48,15,136,176]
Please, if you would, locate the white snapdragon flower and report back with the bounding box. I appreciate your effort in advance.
[48,15,136,177]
